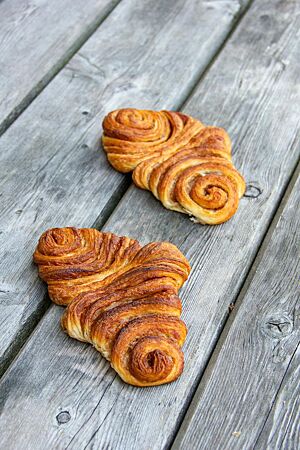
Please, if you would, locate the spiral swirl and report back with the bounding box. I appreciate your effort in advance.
[34,227,141,305]
[34,227,190,386]
[111,316,186,386]
[102,108,245,224]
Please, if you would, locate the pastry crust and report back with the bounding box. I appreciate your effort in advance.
[34,227,190,386]
[102,108,246,224]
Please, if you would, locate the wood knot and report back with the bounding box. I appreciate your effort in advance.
[244,184,262,198]
[56,411,71,425]
[261,313,293,339]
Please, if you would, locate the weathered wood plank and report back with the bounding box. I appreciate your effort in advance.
[0,0,246,373]
[173,168,300,450]
[0,0,120,134]
[255,343,300,449]
[0,0,299,448]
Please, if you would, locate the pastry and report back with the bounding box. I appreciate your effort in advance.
[102,108,246,224]
[34,227,190,387]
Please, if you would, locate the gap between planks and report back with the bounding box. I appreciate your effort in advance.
[0,0,122,137]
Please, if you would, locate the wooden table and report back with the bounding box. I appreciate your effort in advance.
[0,0,299,448]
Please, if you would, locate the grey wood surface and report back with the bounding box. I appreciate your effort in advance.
[0,0,120,135]
[0,0,247,374]
[0,0,299,448]
[255,343,300,449]
[172,168,300,450]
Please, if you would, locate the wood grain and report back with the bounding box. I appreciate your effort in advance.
[0,0,246,373]
[173,169,300,450]
[0,0,120,134]
[255,343,300,449]
[0,0,299,448]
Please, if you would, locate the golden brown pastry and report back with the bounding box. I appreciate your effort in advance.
[34,227,190,386]
[102,108,246,224]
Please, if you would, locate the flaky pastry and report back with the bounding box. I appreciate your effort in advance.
[34,227,190,387]
[102,108,246,224]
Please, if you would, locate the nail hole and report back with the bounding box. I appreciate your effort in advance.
[81,144,89,150]
[260,14,269,22]
[56,411,71,425]
[244,184,262,198]
[82,111,89,116]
